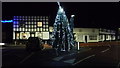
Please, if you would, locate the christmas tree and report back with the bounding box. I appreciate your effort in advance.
[51,2,75,52]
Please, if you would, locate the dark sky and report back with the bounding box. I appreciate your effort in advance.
[2,2,120,30]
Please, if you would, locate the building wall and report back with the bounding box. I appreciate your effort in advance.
[99,28,116,41]
[13,16,49,42]
[49,27,116,43]
[73,28,99,42]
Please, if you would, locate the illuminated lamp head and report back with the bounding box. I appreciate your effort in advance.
[71,15,75,17]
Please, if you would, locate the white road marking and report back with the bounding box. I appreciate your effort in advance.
[63,59,75,64]
[53,56,64,61]
[72,54,95,66]
[19,52,35,64]
[101,48,110,53]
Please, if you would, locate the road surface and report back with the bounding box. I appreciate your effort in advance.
[2,45,120,68]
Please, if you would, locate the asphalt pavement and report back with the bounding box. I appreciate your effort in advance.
[1,45,120,68]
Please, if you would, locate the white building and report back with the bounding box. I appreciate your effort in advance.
[49,26,116,43]
[13,16,49,44]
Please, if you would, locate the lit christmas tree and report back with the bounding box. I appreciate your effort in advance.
[51,2,75,52]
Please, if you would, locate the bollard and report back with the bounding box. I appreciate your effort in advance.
[78,42,79,50]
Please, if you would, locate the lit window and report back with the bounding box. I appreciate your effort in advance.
[34,25,36,27]
[37,22,42,27]
[43,25,45,27]
[13,25,16,27]
[43,22,45,24]
[29,29,30,31]
[37,28,39,31]
[46,22,48,24]
[43,29,45,31]
[35,29,36,31]
[89,35,97,40]
[16,28,19,31]
[31,34,34,37]
[46,29,48,31]
[23,28,25,31]
[32,29,33,31]
[46,25,48,27]
[40,28,42,31]
[25,25,27,28]
[20,28,21,31]
[13,28,16,31]
[26,29,27,31]
[16,33,20,39]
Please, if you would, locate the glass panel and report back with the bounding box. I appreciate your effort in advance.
[89,35,97,40]
[25,29,27,31]
[23,28,25,31]
[29,29,30,31]
[37,28,39,31]
[16,33,20,39]
[37,22,42,27]
[13,32,15,39]
[40,28,42,31]
[20,28,21,31]
[13,28,16,31]
[43,29,45,31]
[46,22,48,24]
[32,29,33,31]
[46,29,48,31]
[35,29,36,31]
[43,25,45,27]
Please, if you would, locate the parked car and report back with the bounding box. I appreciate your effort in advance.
[26,37,43,52]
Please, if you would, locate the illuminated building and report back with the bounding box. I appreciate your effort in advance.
[49,27,116,43]
[13,16,49,43]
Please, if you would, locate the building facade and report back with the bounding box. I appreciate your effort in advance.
[49,27,116,43]
[13,16,49,43]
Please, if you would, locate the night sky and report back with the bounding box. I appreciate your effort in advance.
[2,2,120,30]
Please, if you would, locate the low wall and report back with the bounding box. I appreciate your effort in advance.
[80,41,120,46]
